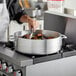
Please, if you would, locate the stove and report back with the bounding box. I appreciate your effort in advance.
[0,41,76,76]
[1,12,76,76]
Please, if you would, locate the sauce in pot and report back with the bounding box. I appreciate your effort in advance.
[21,34,55,39]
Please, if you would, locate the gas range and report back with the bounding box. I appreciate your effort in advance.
[0,41,76,76]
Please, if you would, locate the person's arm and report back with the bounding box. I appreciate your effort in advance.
[19,15,38,30]
[6,0,27,23]
[6,0,39,31]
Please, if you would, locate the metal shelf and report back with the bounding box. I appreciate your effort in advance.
[45,11,76,19]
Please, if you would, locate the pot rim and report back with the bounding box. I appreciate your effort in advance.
[15,30,64,41]
[18,35,62,41]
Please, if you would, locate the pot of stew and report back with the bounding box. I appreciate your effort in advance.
[14,30,67,55]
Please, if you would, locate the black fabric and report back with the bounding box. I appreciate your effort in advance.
[0,0,3,3]
[6,0,27,23]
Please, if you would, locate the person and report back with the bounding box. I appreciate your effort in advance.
[0,0,38,41]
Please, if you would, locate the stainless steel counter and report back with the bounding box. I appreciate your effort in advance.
[0,46,33,67]
[0,45,76,76]
[0,46,61,66]
[0,45,76,67]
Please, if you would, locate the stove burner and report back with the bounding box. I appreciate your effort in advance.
[62,44,76,52]
[16,50,59,58]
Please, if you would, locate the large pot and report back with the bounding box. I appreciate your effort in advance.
[14,30,66,55]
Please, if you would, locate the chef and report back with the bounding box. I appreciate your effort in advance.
[0,0,38,41]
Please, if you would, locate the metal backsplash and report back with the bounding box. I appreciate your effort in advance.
[44,13,76,45]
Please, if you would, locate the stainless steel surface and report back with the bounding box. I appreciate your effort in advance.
[44,12,76,45]
[29,29,34,39]
[0,47,33,67]
[0,45,61,76]
[29,32,33,39]
[65,18,76,45]
[26,56,76,76]
[15,30,65,55]
[1,54,76,76]
[44,13,66,34]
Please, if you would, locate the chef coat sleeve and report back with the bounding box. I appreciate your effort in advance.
[14,9,27,24]
[6,0,27,24]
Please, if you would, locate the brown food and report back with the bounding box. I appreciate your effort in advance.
[31,36,38,39]
[22,34,30,39]
[22,34,54,39]
[37,33,43,37]
[46,37,54,39]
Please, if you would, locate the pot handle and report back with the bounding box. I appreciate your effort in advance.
[61,34,67,39]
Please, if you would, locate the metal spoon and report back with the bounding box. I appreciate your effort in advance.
[29,29,34,39]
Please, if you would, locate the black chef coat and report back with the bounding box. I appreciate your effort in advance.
[6,0,27,23]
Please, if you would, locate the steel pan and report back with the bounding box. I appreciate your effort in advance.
[14,30,67,55]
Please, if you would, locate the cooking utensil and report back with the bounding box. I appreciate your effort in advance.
[14,30,67,55]
[29,29,34,39]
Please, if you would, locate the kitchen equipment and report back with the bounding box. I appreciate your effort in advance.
[0,41,76,76]
[1,10,76,76]
[14,30,67,55]
[29,28,35,39]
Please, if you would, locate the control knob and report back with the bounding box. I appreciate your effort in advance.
[0,60,2,70]
[6,65,14,73]
[14,70,22,76]
[2,62,7,70]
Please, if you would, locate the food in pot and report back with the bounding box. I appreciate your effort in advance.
[22,33,54,39]
[22,34,30,39]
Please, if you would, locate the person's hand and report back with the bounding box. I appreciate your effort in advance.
[27,17,39,31]
[20,15,39,31]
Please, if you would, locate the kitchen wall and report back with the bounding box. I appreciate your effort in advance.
[44,13,66,34]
